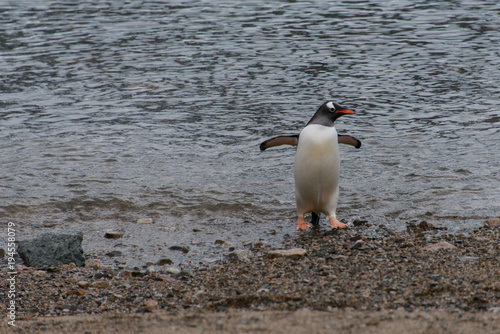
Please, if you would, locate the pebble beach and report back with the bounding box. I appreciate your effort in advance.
[2,218,500,333]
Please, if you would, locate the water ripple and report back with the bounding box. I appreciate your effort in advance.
[1,1,499,241]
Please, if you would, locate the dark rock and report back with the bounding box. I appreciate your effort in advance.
[169,245,190,253]
[0,248,5,258]
[418,221,435,231]
[353,219,368,227]
[394,237,406,243]
[94,272,113,279]
[349,235,363,242]
[104,231,124,239]
[105,250,122,257]
[17,231,85,267]
[157,258,173,265]
[135,308,151,313]
[131,271,145,278]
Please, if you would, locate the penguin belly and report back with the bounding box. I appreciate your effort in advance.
[294,124,340,218]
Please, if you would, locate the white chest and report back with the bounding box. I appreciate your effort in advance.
[296,124,339,160]
[294,124,340,186]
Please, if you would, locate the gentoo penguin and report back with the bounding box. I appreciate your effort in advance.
[260,101,361,231]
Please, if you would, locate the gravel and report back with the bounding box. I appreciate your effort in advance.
[3,221,500,328]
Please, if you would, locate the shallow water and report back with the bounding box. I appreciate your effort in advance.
[1,1,499,267]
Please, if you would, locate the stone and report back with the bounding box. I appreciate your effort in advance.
[77,280,90,288]
[67,289,91,296]
[104,231,123,239]
[485,218,500,227]
[218,242,234,249]
[418,221,435,231]
[0,248,5,258]
[157,258,173,265]
[137,218,154,224]
[17,231,85,267]
[227,249,252,262]
[165,267,181,275]
[347,240,365,250]
[158,274,176,282]
[353,219,368,227]
[105,250,122,257]
[100,265,115,272]
[169,245,190,253]
[143,299,158,308]
[119,270,133,278]
[422,241,456,251]
[86,259,103,270]
[267,248,307,259]
[33,270,47,276]
[91,280,111,288]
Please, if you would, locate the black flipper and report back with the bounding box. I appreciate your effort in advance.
[259,134,299,151]
[260,133,361,151]
[338,134,361,149]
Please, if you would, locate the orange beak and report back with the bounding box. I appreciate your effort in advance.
[337,109,355,114]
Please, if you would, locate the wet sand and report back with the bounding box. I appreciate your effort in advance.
[5,309,500,334]
[2,220,500,333]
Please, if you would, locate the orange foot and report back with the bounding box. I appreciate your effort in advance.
[329,216,346,229]
[297,217,311,231]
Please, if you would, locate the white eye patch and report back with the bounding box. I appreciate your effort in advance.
[326,101,335,111]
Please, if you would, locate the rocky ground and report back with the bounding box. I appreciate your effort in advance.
[2,218,500,333]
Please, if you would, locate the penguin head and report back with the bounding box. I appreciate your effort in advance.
[306,101,355,126]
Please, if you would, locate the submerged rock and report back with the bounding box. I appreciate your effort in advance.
[227,249,252,262]
[17,231,85,267]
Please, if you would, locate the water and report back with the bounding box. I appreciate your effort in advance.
[1,0,499,268]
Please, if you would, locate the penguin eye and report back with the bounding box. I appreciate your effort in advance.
[326,101,336,112]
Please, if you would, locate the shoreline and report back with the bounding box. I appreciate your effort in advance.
[2,219,500,333]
